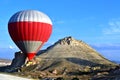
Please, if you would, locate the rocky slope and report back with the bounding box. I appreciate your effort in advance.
[0,36,117,79]
[26,36,116,74]
[37,36,115,65]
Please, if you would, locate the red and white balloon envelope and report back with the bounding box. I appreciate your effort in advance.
[8,10,52,61]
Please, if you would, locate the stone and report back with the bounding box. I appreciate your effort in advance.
[11,51,27,68]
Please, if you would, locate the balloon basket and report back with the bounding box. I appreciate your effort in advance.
[25,59,37,66]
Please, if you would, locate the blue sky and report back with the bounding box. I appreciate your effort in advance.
[0,0,120,61]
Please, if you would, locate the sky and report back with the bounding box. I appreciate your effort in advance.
[0,0,120,62]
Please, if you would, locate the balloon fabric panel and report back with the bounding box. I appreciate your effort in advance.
[8,22,52,42]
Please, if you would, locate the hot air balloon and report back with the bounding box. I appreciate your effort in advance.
[8,10,52,61]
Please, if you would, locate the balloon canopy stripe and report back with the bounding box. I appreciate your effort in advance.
[15,41,44,60]
[8,22,52,42]
[15,41,43,53]
[8,10,52,25]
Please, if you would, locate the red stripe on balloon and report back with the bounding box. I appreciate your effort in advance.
[27,53,35,60]
[8,22,52,42]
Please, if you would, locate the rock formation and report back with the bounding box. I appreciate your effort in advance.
[33,36,116,74]
[38,36,114,64]
[10,51,27,68]
[3,51,27,72]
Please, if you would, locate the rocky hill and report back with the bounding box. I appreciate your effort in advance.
[27,36,116,74]
[37,36,115,65]
[0,36,117,79]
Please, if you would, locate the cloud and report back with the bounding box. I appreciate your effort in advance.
[9,45,15,49]
[103,21,120,34]
[51,18,65,25]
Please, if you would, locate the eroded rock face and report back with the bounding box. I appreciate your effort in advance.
[59,36,74,45]
[11,51,27,68]
[54,36,83,46]
[44,36,96,53]
[3,51,27,72]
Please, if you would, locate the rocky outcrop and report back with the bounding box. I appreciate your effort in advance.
[11,51,27,68]
[4,51,27,72]
[44,36,95,51]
